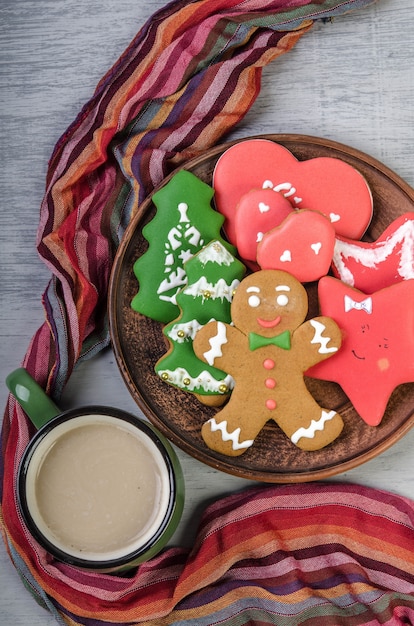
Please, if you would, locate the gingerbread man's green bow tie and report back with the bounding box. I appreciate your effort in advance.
[248,330,291,351]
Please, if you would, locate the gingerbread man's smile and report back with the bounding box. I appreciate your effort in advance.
[257,316,281,329]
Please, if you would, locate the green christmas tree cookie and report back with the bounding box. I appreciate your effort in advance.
[131,170,234,323]
[155,240,245,402]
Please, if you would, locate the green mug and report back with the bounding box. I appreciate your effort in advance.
[6,368,184,572]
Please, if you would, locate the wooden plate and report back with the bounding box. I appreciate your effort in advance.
[108,134,414,482]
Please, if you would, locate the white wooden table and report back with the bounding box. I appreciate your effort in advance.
[1,1,413,623]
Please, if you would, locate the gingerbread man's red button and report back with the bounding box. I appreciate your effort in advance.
[263,358,275,370]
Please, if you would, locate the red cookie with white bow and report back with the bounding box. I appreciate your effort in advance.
[307,276,414,426]
[193,270,344,456]
[257,210,336,283]
[332,212,414,293]
[213,139,373,245]
[234,188,293,264]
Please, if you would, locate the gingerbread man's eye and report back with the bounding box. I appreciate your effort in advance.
[276,294,289,307]
[248,294,261,308]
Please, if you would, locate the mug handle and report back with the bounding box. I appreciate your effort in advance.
[6,368,60,430]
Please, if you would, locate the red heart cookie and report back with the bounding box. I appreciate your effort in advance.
[332,212,414,293]
[234,188,293,262]
[213,139,373,245]
[257,210,336,283]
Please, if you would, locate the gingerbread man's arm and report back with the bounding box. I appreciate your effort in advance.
[292,316,342,371]
[193,321,244,374]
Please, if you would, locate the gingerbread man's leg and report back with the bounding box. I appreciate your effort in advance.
[273,396,344,451]
[201,402,269,457]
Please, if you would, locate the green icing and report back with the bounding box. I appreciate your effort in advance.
[155,240,245,396]
[131,170,234,323]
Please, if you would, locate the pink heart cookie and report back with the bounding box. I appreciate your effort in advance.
[332,212,414,293]
[234,188,293,262]
[213,139,373,245]
[257,210,336,283]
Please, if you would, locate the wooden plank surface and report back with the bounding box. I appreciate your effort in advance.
[1,0,413,623]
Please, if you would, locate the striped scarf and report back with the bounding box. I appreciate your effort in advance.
[3,1,413,625]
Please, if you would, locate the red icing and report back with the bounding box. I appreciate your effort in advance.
[307,276,414,426]
[332,212,414,293]
[234,188,293,262]
[257,315,281,329]
[213,139,373,245]
[263,359,275,370]
[265,377,276,389]
[257,210,336,283]
[266,399,277,410]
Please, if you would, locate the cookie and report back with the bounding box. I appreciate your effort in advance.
[307,276,414,426]
[193,270,344,456]
[234,187,293,264]
[155,240,245,402]
[256,209,336,283]
[213,138,373,245]
[131,170,234,323]
[332,212,414,293]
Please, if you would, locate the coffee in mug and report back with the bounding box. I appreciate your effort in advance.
[7,369,184,571]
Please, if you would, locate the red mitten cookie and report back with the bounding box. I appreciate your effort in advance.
[307,276,414,426]
[213,139,373,245]
[234,188,293,263]
[257,210,336,283]
[332,212,414,293]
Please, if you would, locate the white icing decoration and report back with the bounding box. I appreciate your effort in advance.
[208,417,254,451]
[158,367,234,393]
[276,294,289,306]
[168,227,184,250]
[166,319,203,342]
[197,241,234,266]
[177,202,190,221]
[183,278,240,302]
[256,232,264,243]
[311,242,322,255]
[344,295,373,314]
[280,250,292,262]
[293,196,302,205]
[273,182,293,194]
[291,410,337,444]
[310,319,338,354]
[259,202,270,213]
[329,212,341,223]
[248,294,261,308]
[157,267,187,303]
[185,226,202,246]
[275,285,290,292]
[262,180,273,189]
[333,218,414,286]
[203,321,228,365]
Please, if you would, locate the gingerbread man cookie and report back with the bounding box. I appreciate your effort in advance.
[193,270,344,456]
